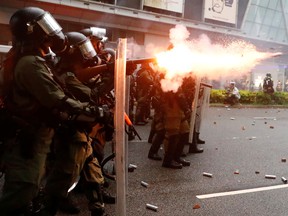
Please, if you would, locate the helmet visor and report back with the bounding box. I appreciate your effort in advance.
[90,27,106,39]
[37,12,62,36]
[78,40,97,59]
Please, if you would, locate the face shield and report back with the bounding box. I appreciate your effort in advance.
[36,12,62,36]
[33,12,66,54]
[77,39,97,59]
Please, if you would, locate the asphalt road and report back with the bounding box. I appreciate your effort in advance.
[58,106,288,216]
[3,106,288,216]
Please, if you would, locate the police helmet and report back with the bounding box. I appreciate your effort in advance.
[103,48,116,63]
[80,27,106,41]
[64,31,97,60]
[80,27,107,53]
[9,7,66,53]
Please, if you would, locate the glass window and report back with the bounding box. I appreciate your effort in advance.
[268,0,279,10]
[259,25,270,38]
[272,11,282,27]
[246,5,258,21]
[282,0,288,13]
[251,0,261,5]
[242,21,253,34]
[255,7,267,23]
[275,29,288,42]
[279,17,285,28]
[268,27,279,40]
[263,9,274,26]
[276,0,282,11]
[258,0,269,7]
[250,23,261,36]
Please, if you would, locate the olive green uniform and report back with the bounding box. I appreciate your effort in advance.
[0,55,67,215]
[162,89,191,167]
[148,80,165,157]
[44,71,104,215]
[135,65,154,124]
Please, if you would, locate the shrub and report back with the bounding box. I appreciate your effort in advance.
[210,89,288,105]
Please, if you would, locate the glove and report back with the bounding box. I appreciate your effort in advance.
[90,104,112,125]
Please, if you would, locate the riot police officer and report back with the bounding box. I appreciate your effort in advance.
[46,31,114,216]
[0,7,107,216]
[135,62,154,125]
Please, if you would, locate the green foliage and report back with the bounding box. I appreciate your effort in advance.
[210,89,288,105]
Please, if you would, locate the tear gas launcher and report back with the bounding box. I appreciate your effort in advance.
[77,57,156,82]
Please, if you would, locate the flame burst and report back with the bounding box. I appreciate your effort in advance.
[155,25,282,92]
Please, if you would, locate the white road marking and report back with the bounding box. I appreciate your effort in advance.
[253,117,276,120]
[196,184,288,199]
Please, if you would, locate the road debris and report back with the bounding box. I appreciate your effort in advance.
[234,170,240,174]
[281,177,287,184]
[265,175,276,179]
[203,172,213,177]
[253,117,276,120]
[146,203,158,211]
[141,181,149,187]
[129,164,137,169]
[193,204,201,209]
[128,164,137,172]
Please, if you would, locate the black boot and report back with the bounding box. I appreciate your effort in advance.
[162,135,182,169]
[101,185,116,204]
[189,131,204,153]
[162,160,183,169]
[85,183,105,216]
[127,126,135,141]
[58,194,80,214]
[39,195,61,216]
[174,133,190,166]
[148,129,155,143]
[196,132,205,144]
[90,204,105,216]
[148,130,165,161]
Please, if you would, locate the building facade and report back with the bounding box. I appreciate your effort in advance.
[1,0,288,90]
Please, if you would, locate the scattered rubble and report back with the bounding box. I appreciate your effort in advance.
[281,177,287,184]
[146,203,158,211]
[141,181,149,187]
[203,172,213,178]
[234,170,240,174]
[265,175,276,179]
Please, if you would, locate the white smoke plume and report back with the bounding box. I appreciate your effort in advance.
[154,24,281,92]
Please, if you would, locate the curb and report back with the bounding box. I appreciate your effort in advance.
[210,104,288,109]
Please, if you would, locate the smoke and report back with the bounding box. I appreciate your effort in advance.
[126,37,142,59]
[155,24,281,92]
